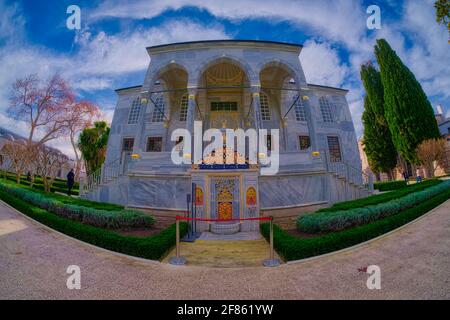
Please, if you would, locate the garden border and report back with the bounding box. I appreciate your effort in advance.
[2,196,449,268]
[286,198,450,265]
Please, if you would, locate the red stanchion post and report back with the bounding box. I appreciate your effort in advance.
[263,216,280,267]
[169,216,187,265]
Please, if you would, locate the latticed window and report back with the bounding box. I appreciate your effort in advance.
[127,98,142,124]
[327,136,342,162]
[179,94,188,121]
[152,94,165,122]
[260,92,271,121]
[294,95,307,122]
[211,101,238,111]
[319,96,333,123]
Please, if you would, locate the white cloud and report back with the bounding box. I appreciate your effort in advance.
[300,40,350,87]
[73,78,113,91]
[90,0,367,50]
[74,20,229,76]
[0,14,230,156]
[1,0,449,151]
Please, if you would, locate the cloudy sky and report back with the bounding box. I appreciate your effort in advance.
[0,0,448,158]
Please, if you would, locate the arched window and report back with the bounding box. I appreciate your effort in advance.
[293,95,307,122]
[319,96,333,123]
[179,94,188,121]
[127,98,142,124]
[260,92,271,121]
[152,94,165,122]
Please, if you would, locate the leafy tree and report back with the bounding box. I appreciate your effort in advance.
[360,63,397,178]
[9,73,74,186]
[416,138,446,178]
[35,146,69,193]
[374,39,440,164]
[64,101,100,180]
[434,0,450,41]
[1,139,29,183]
[78,121,110,176]
[9,73,74,149]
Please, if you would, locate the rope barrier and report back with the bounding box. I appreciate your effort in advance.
[176,216,272,222]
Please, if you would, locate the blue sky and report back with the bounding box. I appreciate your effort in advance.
[0,0,449,157]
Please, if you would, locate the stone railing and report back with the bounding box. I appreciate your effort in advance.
[80,157,121,195]
[321,149,373,193]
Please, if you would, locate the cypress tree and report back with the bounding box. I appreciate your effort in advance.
[374,39,440,164]
[360,63,397,176]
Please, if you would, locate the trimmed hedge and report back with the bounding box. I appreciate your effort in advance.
[262,187,450,261]
[297,180,450,233]
[0,189,187,260]
[374,180,407,191]
[0,181,154,229]
[40,191,124,211]
[318,179,441,213]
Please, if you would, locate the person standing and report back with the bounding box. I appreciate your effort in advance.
[67,169,75,196]
[402,170,409,185]
[416,167,422,184]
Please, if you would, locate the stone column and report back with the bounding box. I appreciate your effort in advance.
[185,88,197,163]
[301,89,319,155]
[132,92,150,154]
[251,86,262,131]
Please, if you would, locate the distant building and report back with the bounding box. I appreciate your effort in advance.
[0,126,74,179]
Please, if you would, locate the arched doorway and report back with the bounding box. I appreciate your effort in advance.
[198,59,251,131]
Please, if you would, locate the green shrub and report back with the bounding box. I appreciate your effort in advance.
[0,189,187,260]
[0,181,154,229]
[262,188,450,261]
[297,180,450,233]
[373,180,406,191]
[319,179,442,213]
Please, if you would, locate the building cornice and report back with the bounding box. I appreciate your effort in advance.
[307,83,349,94]
[147,40,303,56]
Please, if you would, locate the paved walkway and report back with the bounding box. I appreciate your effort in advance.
[162,236,281,268]
[1,199,449,299]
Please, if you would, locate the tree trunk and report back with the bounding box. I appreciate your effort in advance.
[425,165,434,178]
[375,172,381,182]
[70,134,81,181]
[386,170,393,181]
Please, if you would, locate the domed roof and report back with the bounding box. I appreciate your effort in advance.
[205,62,245,86]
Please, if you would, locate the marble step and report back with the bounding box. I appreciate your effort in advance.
[210,222,240,235]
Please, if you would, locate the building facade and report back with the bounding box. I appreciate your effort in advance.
[82,40,370,232]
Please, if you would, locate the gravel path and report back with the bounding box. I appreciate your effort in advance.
[0,199,449,299]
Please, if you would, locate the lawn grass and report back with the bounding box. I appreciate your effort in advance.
[0,177,122,211]
[0,171,80,195]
